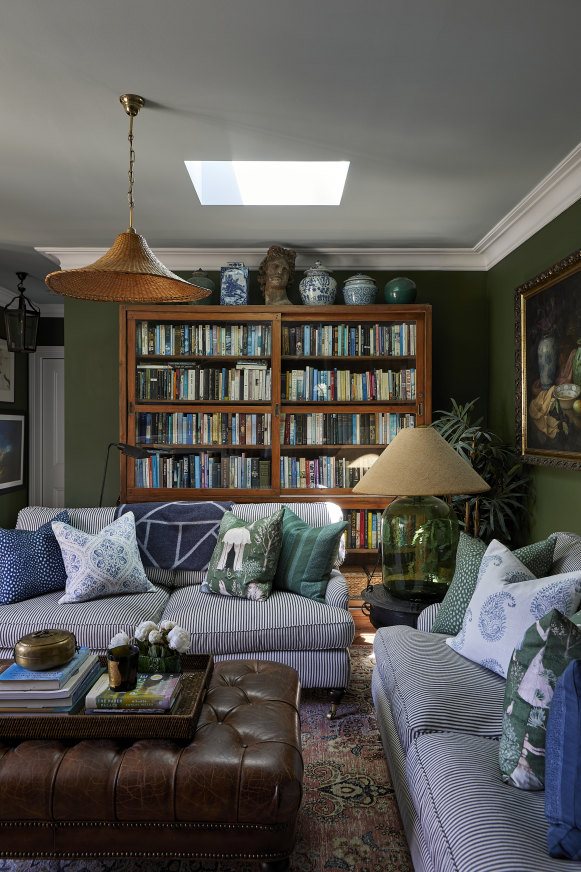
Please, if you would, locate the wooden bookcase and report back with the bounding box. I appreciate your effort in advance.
[119,304,432,576]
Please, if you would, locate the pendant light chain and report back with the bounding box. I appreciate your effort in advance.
[127,113,135,231]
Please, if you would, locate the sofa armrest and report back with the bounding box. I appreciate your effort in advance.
[416,602,441,632]
[325,569,349,610]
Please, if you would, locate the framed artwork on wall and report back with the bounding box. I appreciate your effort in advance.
[0,413,25,491]
[0,339,14,403]
[515,248,581,469]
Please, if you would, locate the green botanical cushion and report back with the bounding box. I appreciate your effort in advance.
[274,508,347,602]
[499,609,581,789]
[202,508,284,600]
[431,532,556,635]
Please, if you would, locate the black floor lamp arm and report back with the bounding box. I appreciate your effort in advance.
[99,442,118,508]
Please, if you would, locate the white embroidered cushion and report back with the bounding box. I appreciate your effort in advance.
[53,512,154,604]
[446,539,581,678]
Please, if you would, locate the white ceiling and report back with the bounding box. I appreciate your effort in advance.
[2,0,581,303]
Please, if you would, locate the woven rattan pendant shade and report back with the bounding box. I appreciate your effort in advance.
[45,229,211,303]
[353,426,490,496]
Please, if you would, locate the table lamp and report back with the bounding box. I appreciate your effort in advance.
[353,426,489,602]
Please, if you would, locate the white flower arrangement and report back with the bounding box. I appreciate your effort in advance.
[109,620,191,660]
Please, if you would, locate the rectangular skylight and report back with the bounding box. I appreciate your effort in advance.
[184,160,349,206]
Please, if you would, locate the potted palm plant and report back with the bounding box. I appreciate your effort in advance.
[431,398,531,545]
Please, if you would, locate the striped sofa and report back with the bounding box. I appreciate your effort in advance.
[372,531,581,872]
[10,502,355,704]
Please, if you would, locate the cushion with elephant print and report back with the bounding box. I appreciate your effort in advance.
[202,508,284,600]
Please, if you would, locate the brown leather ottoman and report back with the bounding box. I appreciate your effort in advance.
[0,660,303,871]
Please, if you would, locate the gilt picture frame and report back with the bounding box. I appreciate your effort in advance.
[0,413,25,491]
[515,248,581,469]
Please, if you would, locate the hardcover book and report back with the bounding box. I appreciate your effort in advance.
[0,653,99,699]
[85,672,182,711]
[0,646,91,690]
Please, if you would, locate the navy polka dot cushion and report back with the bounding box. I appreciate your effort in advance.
[0,510,69,604]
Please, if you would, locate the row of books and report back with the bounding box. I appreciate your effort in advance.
[281,368,416,402]
[136,362,272,402]
[136,321,272,358]
[279,455,373,489]
[135,453,272,489]
[344,510,383,550]
[137,412,272,447]
[281,322,417,357]
[0,647,103,713]
[280,412,416,446]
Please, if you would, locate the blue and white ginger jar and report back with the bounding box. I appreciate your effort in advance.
[342,273,378,305]
[299,261,337,306]
[220,262,249,306]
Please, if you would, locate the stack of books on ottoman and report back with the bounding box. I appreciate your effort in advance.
[85,673,183,714]
[0,647,103,714]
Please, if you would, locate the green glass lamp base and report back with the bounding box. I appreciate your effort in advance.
[381,495,459,602]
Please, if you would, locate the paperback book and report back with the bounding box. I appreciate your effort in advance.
[0,662,105,713]
[0,653,99,700]
[85,672,182,712]
[0,647,91,690]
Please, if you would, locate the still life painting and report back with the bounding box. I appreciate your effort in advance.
[516,248,581,469]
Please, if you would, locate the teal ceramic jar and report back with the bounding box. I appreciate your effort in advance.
[188,269,215,304]
[384,277,417,304]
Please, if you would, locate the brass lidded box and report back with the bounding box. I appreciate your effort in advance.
[14,629,77,671]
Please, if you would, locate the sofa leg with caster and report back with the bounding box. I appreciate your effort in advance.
[327,688,346,719]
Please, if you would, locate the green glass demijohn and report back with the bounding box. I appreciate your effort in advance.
[381,496,459,601]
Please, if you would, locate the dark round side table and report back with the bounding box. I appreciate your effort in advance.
[361,584,426,629]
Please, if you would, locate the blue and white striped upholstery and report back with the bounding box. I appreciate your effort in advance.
[161,585,354,655]
[214,649,351,690]
[0,585,170,654]
[372,668,435,872]
[373,625,506,753]
[550,531,581,575]
[416,602,440,631]
[407,731,579,872]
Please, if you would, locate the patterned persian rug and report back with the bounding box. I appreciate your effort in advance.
[3,647,412,872]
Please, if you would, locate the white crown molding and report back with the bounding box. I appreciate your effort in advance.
[37,140,581,275]
[37,245,485,272]
[475,142,581,269]
[0,286,64,317]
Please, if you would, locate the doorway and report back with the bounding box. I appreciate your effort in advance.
[29,346,65,507]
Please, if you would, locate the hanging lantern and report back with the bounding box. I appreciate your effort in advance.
[3,272,40,353]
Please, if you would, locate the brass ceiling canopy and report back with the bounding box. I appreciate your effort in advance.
[45,94,211,304]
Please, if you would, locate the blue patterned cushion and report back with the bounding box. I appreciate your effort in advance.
[53,512,154,604]
[0,510,69,604]
[546,659,581,859]
[446,539,581,677]
[114,501,232,570]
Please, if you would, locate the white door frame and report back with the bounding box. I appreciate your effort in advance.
[29,345,65,505]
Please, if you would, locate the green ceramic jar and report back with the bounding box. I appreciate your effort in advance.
[384,276,417,304]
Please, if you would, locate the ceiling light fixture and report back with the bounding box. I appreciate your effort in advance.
[45,94,211,304]
[3,272,40,353]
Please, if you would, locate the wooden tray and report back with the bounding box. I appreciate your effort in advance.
[0,654,213,741]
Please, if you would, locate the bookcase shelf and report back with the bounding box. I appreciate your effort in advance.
[120,304,432,564]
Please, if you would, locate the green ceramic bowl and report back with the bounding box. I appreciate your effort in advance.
[384,277,417,304]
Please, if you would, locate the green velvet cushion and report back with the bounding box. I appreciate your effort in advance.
[499,609,581,789]
[274,508,347,602]
[202,508,284,600]
[431,532,556,635]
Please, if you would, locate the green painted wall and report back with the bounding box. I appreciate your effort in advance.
[64,270,488,506]
[487,198,581,539]
[64,300,120,507]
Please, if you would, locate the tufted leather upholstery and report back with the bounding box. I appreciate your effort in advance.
[0,660,303,864]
